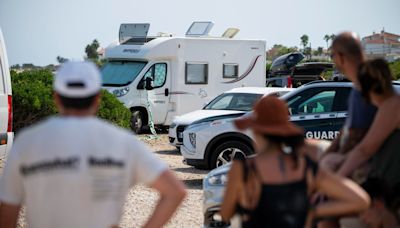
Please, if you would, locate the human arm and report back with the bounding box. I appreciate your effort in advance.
[142,170,186,228]
[301,139,332,161]
[314,168,370,217]
[337,104,397,177]
[0,203,20,228]
[0,141,24,228]
[220,161,241,222]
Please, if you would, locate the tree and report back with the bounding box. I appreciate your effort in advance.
[300,34,309,52]
[324,34,331,51]
[389,60,400,80]
[266,44,298,60]
[330,34,336,42]
[56,56,68,64]
[22,63,35,70]
[11,69,131,132]
[317,47,324,56]
[85,39,100,60]
[10,64,21,70]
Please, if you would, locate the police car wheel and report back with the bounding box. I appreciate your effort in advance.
[131,110,143,134]
[210,141,252,169]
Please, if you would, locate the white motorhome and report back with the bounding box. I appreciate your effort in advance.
[102,22,266,133]
[0,28,13,158]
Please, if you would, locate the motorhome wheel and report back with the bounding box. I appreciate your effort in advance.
[131,110,144,134]
[210,141,252,169]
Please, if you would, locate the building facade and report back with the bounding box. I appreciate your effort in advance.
[362,30,400,61]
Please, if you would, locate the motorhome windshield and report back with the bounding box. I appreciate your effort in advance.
[101,61,147,86]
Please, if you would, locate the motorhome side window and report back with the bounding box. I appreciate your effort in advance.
[143,63,167,88]
[223,64,238,78]
[185,62,208,84]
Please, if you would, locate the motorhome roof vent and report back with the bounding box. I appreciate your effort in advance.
[222,28,240,38]
[157,32,173,37]
[119,23,151,44]
[185,21,214,37]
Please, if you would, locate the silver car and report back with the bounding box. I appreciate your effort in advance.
[203,163,233,228]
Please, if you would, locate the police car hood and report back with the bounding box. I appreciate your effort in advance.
[173,110,245,125]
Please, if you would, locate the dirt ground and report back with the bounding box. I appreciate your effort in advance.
[0,133,208,228]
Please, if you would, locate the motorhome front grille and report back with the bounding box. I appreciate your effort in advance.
[176,125,188,142]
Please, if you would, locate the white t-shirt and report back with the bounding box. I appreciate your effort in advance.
[0,116,167,228]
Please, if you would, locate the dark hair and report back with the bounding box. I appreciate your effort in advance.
[331,33,364,64]
[361,178,400,214]
[358,58,394,102]
[58,94,98,110]
[263,134,304,168]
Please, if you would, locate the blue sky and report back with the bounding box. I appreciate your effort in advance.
[1,0,399,66]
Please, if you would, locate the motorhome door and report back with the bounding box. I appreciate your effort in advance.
[141,62,170,124]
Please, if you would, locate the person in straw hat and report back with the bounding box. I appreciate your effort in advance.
[220,95,370,228]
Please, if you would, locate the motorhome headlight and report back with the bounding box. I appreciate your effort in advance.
[113,87,130,97]
[207,173,228,185]
[189,133,196,148]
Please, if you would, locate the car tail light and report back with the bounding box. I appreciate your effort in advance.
[287,76,293,88]
[7,95,13,132]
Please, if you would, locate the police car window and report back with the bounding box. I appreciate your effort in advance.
[298,91,336,114]
[232,94,261,111]
[204,93,260,111]
[205,94,234,110]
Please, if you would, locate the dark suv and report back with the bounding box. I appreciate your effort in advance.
[291,62,333,87]
[267,52,333,88]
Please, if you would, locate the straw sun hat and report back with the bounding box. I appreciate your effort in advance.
[234,95,303,137]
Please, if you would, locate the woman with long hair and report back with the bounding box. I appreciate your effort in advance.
[338,58,400,200]
[220,95,370,228]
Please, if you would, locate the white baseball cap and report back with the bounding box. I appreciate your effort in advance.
[54,61,102,98]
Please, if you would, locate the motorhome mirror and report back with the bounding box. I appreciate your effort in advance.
[145,77,153,90]
[119,23,150,44]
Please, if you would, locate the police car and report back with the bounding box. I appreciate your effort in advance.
[181,81,356,170]
[168,87,292,149]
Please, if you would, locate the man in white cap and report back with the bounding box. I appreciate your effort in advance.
[0,61,186,228]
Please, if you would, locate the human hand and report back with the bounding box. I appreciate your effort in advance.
[319,153,345,171]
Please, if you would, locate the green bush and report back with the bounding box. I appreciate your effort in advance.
[98,90,131,128]
[11,69,131,132]
[389,60,400,80]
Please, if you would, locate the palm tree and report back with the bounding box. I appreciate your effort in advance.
[324,34,330,51]
[330,34,336,42]
[300,35,309,53]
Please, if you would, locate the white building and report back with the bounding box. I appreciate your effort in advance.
[362,30,400,61]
